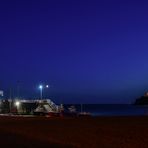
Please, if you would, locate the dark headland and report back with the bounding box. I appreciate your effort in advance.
[134,92,148,105]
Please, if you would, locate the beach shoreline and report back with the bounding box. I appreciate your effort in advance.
[0,116,148,148]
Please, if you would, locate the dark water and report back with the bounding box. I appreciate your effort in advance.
[64,104,148,116]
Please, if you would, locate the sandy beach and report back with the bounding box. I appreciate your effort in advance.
[0,116,148,148]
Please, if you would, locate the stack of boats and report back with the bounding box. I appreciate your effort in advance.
[0,99,91,117]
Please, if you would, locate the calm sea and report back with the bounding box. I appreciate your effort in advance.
[64,104,148,116]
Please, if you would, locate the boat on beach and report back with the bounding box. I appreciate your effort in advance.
[0,99,92,117]
[78,112,91,117]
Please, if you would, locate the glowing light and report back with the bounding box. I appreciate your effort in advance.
[39,85,43,89]
[15,101,20,107]
[46,85,49,88]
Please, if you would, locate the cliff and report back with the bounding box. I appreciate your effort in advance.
[134,95,148,105]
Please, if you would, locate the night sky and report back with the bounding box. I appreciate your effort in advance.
[1,0,148,103]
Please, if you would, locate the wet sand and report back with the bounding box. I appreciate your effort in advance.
[0,116,148,148]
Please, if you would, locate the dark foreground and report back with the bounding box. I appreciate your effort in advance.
[0,116,148,148]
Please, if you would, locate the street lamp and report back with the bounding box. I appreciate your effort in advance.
[39,84,49,100]
[39,85,43,100]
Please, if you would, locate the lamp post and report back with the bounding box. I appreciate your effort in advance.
[39,85,49,100]
[39,85,43,100]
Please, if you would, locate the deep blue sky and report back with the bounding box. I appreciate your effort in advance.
[0,0,148,103]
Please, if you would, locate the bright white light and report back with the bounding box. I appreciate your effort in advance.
[39,85,43,89]
[46,85,49,88]
[15,101,20,107]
